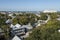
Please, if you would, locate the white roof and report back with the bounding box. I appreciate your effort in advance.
[22,23,33,29]
[10,23,33,30]
[12,35,21,40]
[21,24,33,29]
[36,14,40,17]
[10,24,15,28]
[36,23,40,27]
[10,23,22,30]
[8,14,13,16]
[5,19,11,24]
[15,23,21,28]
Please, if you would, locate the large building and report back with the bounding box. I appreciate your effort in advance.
[43,10,57,13]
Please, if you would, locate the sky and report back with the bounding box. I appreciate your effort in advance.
[0,0,60,11]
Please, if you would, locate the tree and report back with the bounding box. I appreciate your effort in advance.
[18,16,29,25]
[40,14,48,20]
[1,25,10,40]
[12,13,38,25]
[48,13,58,19]
[25,20,60,40]
[13,13,16,16]
[12,18,18,25]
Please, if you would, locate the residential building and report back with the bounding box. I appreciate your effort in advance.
[0,28,5,40]
[12,35,21,40]
[5,19,12,24]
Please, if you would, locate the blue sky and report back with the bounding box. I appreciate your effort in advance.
[0,0,60,11]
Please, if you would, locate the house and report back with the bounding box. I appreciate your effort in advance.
[35,14,40,17]
[36,23,40,27]
[10,24,15,28]
[15,24,21,29]
[38,20,46,24]
[21,23,33,30]
[0,28,6,40]
[55,15,60,21]
[8,13,13,17]
[43,10,57,13]
[36,14,50,27]
[10,23,21,30]
[11,28,26,36]
[8,13,16,20]
[35,20,45,27]
[0,28,5,36]
[21,25,32,30]
[12,35,21,40]
[10,23,32,38]
[5,19,12,24]
[10,23,27,36]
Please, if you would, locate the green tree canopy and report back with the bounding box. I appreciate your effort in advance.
[48,13,58,19]
[25,20,60,40]
[40,14,48,20]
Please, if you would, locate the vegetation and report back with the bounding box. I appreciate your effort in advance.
[12,13,38,25]
[48,13,58,19]
[0,13,10,40]
[1,25,10,40]
[0,12,60,40]
[25,19,60,40]
[40,13,48,20]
